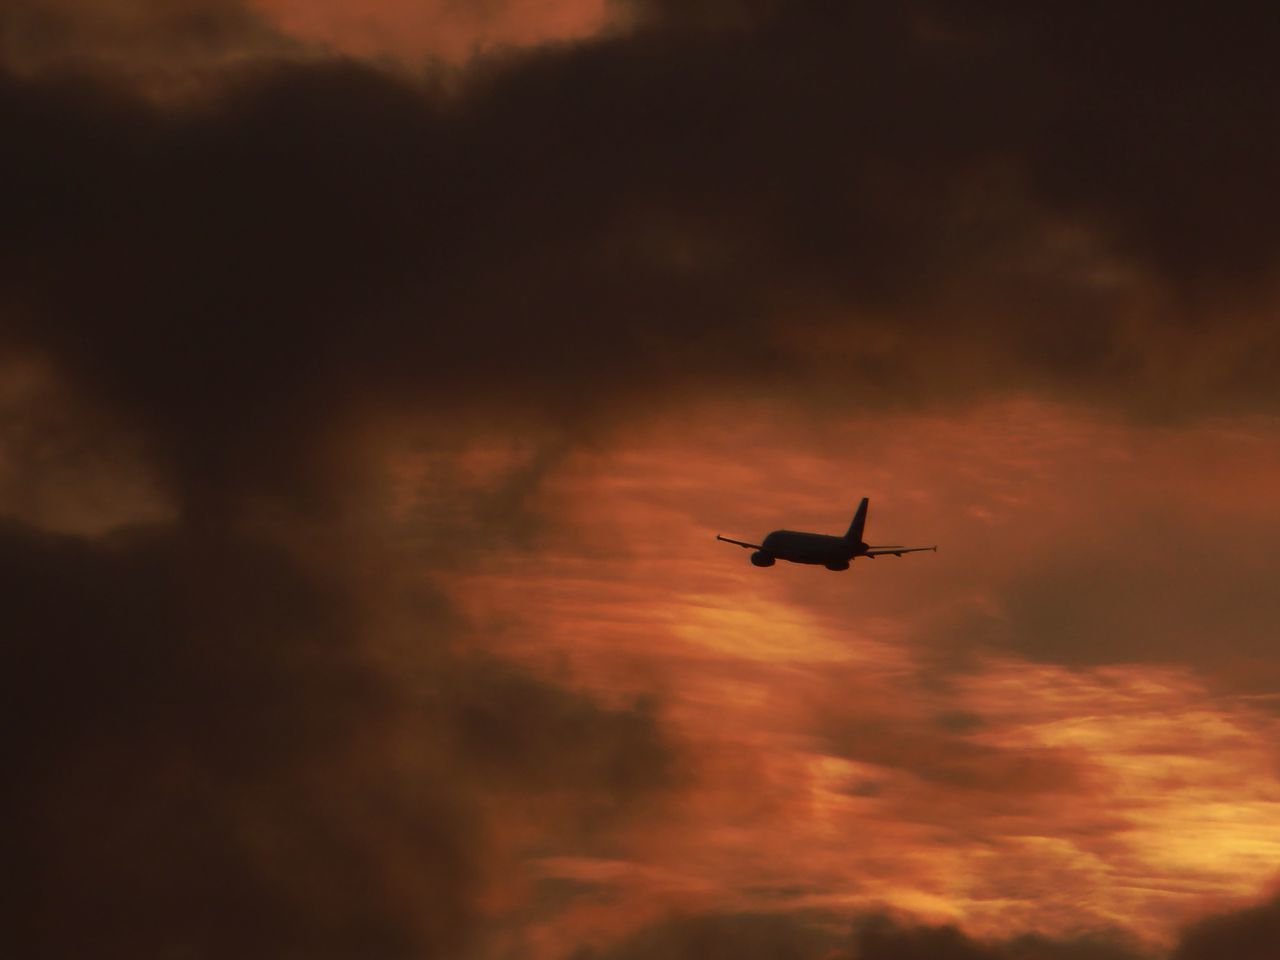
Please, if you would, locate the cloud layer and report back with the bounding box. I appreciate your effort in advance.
[7,2,1280,958]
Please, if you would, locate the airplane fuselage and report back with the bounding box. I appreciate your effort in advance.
[761,530,864,567]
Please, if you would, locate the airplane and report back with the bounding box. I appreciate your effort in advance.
[717,498,936,570]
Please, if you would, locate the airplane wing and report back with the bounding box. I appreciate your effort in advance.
[864,546,937,557]
[717,535,762,550]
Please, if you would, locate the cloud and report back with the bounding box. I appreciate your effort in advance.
[1172,894,1280,960]
[853,913,1151,960]
[996,521,1280,673]
[9,4,1280,956]
[559,898,1280,960]
[252,0,614,64]
[577,910,1151,960]
[0,0,290,87]
[4,1,1280,527]
[574,911,836,960]
[433,407,1280,946]
[2,519,674,956]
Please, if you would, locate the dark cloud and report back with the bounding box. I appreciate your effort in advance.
[950,2,1280,290]
[0,0,290,86]
[4,2,1280,525]
[3,520,461,957]
[852,914,1150,960]
[849,916,1152,960]
[574,912,836,960]
[0,43,679,935]
[855,903,1280,960]
[578,910,1151,960]
[1172,894,1280,960]
[0,357,170,533]
[562,899,1280,960]
[2,520,673,956]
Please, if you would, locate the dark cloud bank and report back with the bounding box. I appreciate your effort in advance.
[4,519,674,958]
[7,0,1280,956]
[576,905,1280,960]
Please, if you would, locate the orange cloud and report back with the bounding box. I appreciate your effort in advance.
[428,400,1280,953]
[253,0,612,62]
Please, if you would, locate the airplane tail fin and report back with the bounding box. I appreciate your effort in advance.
[844,498,869,544]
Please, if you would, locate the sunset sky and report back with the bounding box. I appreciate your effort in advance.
[7,3,1280,958]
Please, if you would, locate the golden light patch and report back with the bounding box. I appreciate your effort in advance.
[669,594,872,665]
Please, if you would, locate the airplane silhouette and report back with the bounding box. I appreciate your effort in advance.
[717,498,936,570]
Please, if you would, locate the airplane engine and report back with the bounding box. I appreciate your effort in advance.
[750,551,775,567]
[824,561,849,571]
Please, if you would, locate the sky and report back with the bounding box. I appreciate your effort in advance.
[6,2,1280,958]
